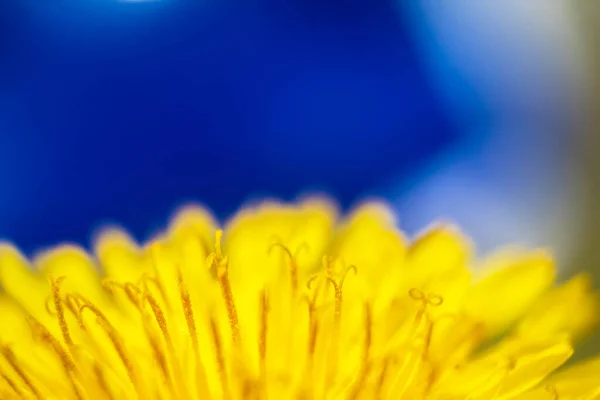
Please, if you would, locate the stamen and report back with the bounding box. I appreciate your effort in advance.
[93,361,114,400]
[347,302,373,400]
[45,295,57,316]
[28,318,76,373]
[210,316,231,400]
[102,279,140,310]
[323,262,357,385]
[338,265,358,289]
[49,275,73,346]
[408,288,444,345]
[1,346,42,400]
[408,288,444,308]
[306,274,320,290]
[178,267,198,351]
[177,264,209,398]
[207,230,240,344]
[147,331,172,391]
[1,369,24,397]
[78,300,143,398]
[389,349,425,399]
[142,292,170,343]
[138,274,170,310]
[325,264,357,328]
[124,283,141,302]
[268,242,299,295]
[64,294,85,330]
[375,357,391,399]
[303,285,322,369]
[259,289,269,384]
[28,317,84,400]
[140,291,188,398]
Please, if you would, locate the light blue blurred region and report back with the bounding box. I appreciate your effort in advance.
[390,2,587,260]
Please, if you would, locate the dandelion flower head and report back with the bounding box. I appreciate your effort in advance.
[0,198,599,399]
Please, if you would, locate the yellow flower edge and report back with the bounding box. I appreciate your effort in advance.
[0,198,599,400]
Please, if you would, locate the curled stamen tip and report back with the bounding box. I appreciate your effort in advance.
[428,295,444,307]
[408,288,425,301]
[306,275,319,290]
[267,242,281,255]
[45,295,57,316]
[295,242,310,257]
[342,265,358,278]
[49,275,66,286]
[408,288,444,307]
[268,242,295,260]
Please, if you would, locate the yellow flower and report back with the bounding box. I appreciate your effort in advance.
[0,198,599,399]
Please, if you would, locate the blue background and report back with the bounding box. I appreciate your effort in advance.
[1,0,462,252]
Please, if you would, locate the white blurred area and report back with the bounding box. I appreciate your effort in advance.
[392,2,592,267]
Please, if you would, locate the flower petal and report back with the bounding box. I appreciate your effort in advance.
[463,249,556,335]
[515,274,600,341]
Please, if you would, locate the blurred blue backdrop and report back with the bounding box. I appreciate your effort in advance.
[0,1,587,260]
[1,0,461,252]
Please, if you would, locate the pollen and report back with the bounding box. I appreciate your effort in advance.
[0,198,599,399]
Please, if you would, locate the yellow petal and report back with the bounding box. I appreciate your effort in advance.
[0,243,48,321]
[496,335,573,398]
[516,274,600,341]
[543,356,600,399]
[166,204,217,298]
[432,335,572,399]
[512,357,600,400]
[0,295,30,344]
[463,249,556,335]
[94,228,150,283]
[34,244,108,305]
[405,225,473,314]
[329,202,407,305]
[225,197,336,289]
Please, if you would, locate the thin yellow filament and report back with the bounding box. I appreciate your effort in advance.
[49,276,73,346]
[259,289,269,387]
[210,316,231,400]
[102,280,140,310]
[208,230,241,345]
[347,302,373,400]
[137,274,168,304]
[29,315,87,400]
[93,361,114,400]
[323,260,357,384]
[141,290,188,399]
[1,369,24,398]
[1,346,43,400]
[375,357,392,400]
[268,242,308,296]
[147,330,173,393]
[78,300,143,398]
[177,264,209,399]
